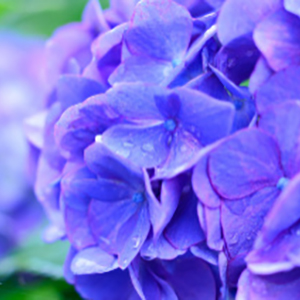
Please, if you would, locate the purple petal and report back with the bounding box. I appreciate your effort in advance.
[141,234,185,260]
[254,9,300,71]
[74,269,137,300]
[129,258,178,300]
[236,269,300,300]
[209,128,283,199]
[106,83,166,122]
[192,153,221,208]
[204,206,224,251]
[214,34,260,85]
[102,124,169,168]
[82,0,109,32]
[65,206,96,250]
[259,101,300,178]
[71,247,118,275]
[88,200,150,268]
[254,172,300,251]
[155,128,202,179]
[164,255,217,300]
[45,24,93,89]
[55,94,119,155]
[84,142,144,189]
[256,65,300,113]
[125,0,192,62]
[148,176,181,240]
[109,56,174,85]
[221,187,279,259]
[249,56,273,94]
[217,0,281,45]
[176,87,235,146]
[285,0,300,17]
[190,241,219,265]
[164,187,205,250]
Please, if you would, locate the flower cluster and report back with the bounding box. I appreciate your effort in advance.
[0,33,45,257]
[30,0,300,299]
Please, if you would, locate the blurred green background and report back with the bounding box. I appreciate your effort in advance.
[0,0,108,299]
[0,0,109,36]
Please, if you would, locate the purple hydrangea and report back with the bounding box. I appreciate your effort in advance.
[0,33,46,257]
[29,0,300,299]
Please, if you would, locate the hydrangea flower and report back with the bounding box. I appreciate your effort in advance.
[28,0,300,299]
[0,33,46,256]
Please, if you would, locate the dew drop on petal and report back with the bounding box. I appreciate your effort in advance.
[142,143,154,152]
[95,134,102,143]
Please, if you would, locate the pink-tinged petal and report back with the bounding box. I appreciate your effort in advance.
[155,129,202,179]
[249,56,273,94]
[65,206,96,250]
[204,206,223,251]
[247,222,300,275]
[236,269,300,300]
[254,173,300,251]
[221,187,280,259]
[256,65,300,113]
[285,0,300,17]
[254,9,300,71]
[259,101,300,178]
[102,124,169,169]
[109,56,173,85]
[45,24,93,89]
[209,128,283,199]
[192,153,221,208]
[125,0,192,62]
[164,188,205,250]
[71,247,118,275]
[82,0,109,32]
[217,0,282,45]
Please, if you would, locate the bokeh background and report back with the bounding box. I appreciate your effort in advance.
[0,1,107,299]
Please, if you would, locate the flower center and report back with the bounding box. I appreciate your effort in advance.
[132,192,145,203]
[277,177,290,190]
[164,119,177,132]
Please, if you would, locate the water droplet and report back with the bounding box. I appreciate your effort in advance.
[95,135,102,143]
[296,229,300,236]
[277,177,290,190]
[229,233,239,245]
[116,148,130,158]
[180,145,187,152]
[123,141,133,148]
[132,237,141,249]
[142,143,154,152]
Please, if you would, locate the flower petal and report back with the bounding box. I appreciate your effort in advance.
[209,128,283,199]
[125,0,192,62]
[254,9,300,71]
[102,124,169,169]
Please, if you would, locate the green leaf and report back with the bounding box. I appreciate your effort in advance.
[0,223,69,279]
[239,79,250,87]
